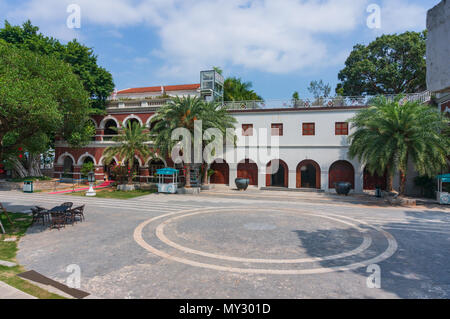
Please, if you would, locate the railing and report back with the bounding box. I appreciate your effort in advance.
[224,91,432,110]
[107,98,171,109]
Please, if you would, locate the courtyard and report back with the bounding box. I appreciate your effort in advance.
[0,189,449,299]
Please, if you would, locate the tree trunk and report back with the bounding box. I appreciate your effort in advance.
[185,163,191,188]
[399,170,407,196]
[9,157,28,178]
[386,174,394,192]
[28,154,43,177]
[203,164,209,185]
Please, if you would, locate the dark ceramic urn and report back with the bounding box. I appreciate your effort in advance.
[235,178,250,191]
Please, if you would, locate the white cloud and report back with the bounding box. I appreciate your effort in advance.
[379,0,428,33]
[2,0,430,79]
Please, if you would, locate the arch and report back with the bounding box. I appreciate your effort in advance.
[88,117,98,129]
[145,114,158,128]
[99,115,119,129]
[98,155,119,166]
[148,157,166,176]
[104,158,118,181]
[63,156,74,178]
[122,114,143,128]
[210,159,229,185]
[104,119,118,135]
[329,160,355,189]
[77,153,97,166]
[57,152,76,165]
[363,167,387,190]
[266,159,288,188]
[296,160,321,189]
[237,159,258,186]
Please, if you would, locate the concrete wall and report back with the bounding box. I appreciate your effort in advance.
[426,0,450,93]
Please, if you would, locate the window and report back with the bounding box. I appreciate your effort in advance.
[271,123,283,136]
[335,122,348,135]
[242,124,253,136]
[302,123,315,136]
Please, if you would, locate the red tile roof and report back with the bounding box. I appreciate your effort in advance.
[117,84,200,94]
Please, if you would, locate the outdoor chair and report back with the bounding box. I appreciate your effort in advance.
[71,205,85,222]
[50,212,66,230]
[64,210,76,226]
[30,207,47,226]
[35,206,50,224]
[61,202,73,209]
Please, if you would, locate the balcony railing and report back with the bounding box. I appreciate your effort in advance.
[107,98,171,109]
[224,91,432,110]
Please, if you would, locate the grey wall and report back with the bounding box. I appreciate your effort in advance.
[426,0,450,93]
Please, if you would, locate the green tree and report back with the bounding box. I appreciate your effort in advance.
[348,96,450,195]
[307,80,331,99]
[223,77,262,101]
[0,20,114,109]
[102,122,152,185]
[0,40,93,177]
[337,31,427,96]
[151,96,236,187]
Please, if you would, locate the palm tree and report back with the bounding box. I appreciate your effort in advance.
[103,122,152,185]
[151,96,236,187]
[223,77,262,101]
[348,95,450,195]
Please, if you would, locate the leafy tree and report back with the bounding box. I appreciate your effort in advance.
[81,161,95,178]
[0,20,114,109]
[0,40,93,177]
[151,96,236,187]
[348,96,450,195]
[307,80,331,99]
[223,77,262,101]
[102,122,152,185]
[337,31,427,96]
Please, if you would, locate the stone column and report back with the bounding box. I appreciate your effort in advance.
[53,164,63,179]
[73,165,81,180]
[95,129,104,142]
[140,167,149,183]
[228,163,237,189]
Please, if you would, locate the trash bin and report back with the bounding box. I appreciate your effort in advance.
[23,181,33,193]
[375,186,382,198]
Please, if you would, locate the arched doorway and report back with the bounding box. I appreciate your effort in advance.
[329,160,355,189]
[125,118,140,129]
[296,160,321,189]
[210,159,229,184]
[104,120,118,141]
[148,158,166,180]
[363,167,387,190]
[104,159,117,181]
[266,159,288,187]
[62,156,74,178]
[237,159,258,186]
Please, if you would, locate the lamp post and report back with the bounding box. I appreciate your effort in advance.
[86,171,96,197]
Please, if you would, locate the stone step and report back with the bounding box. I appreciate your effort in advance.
[260,187,325,193]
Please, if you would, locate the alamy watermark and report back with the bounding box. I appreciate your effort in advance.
[67,4,81,29]
[366,264,381,288]
[366,4,381,29]
[66,264,81,289]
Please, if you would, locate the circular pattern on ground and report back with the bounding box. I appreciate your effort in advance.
[134,207,398,275]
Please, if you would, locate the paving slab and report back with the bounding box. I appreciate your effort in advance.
[0,281,36,299]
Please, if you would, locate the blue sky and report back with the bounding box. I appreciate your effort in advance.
[0,0,439,99]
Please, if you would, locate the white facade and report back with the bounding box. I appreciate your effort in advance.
[218,108,365,193]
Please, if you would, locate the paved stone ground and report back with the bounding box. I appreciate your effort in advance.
[0,189,449,299]
[0,281,36,299]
